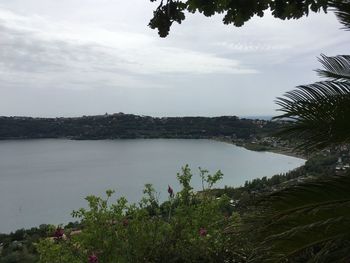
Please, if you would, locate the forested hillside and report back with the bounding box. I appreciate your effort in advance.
[0,114,281,140]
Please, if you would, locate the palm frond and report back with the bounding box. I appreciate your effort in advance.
[273,81,350,152]
[264,175,350,207]
[250,175,350,262]
[330,0,350,30]
[316,54,350,81]
[263,6,350,261]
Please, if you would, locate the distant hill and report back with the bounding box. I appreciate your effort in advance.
[0,113,283,140]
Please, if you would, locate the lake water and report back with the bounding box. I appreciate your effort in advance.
[0,139,305,233]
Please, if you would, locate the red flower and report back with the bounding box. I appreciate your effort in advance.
[53,227,64,240]
[88,253,98,263]
[122,218,129,227]
[168,185,174,198]
[199,227,207,237]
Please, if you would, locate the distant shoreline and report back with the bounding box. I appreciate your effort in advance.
[0,136,308,161]
[212,137,308,160]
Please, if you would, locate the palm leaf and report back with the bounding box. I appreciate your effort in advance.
[250,175,350,262]
[316,54,350,81]
[260,5,350,261]
[274,81,350,152]
[331,0,350,30]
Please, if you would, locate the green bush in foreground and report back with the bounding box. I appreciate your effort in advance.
[37,165,244,263]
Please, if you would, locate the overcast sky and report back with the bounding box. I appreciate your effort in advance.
[0,0,349,117]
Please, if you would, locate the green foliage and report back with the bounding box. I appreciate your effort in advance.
[246,4,350,260]
[242,143,271,152]
[37,166,244,262]
[149,0,330,37]
[199,167,224,190]
[0,114,281,140]
[249,174,350,262]
[0,225,52,263]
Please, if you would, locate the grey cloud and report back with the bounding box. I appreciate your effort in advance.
[0,2,348,117]
[0,21,148,91]
[0,10,257,95]
[0,23,131,74]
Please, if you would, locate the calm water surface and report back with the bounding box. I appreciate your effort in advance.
[0,139,305,233]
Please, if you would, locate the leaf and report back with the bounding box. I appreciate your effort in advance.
[251,175,350,262]
[316,54,350,81]
[274,81,350,152]
[331,0,350,30]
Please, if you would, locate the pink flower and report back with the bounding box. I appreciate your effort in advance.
[168,185,174,198]
[199,227,207,237]
[53,227,64,240]
[88,253,98,263]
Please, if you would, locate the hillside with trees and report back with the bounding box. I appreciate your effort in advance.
[0,114,281,140]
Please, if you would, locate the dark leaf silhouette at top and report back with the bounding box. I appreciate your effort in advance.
[331,0,350,30]
[148,0,330,37]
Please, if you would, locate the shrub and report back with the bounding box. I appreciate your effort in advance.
[37,166,243,263]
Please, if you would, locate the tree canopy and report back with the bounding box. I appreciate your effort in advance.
[149,0,334,37]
